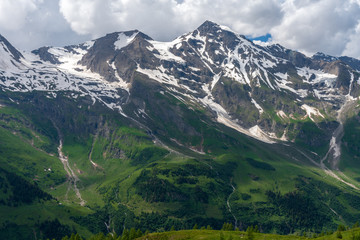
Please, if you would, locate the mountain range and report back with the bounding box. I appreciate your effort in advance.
[1,20,360,239]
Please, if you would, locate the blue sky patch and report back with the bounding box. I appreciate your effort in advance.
[249,33,272,42]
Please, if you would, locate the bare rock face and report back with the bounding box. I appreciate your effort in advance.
[32,47,62,64]
[0,33,23,62]
[78,31,158,83]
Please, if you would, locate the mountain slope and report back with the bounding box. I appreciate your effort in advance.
[0,21,360,239]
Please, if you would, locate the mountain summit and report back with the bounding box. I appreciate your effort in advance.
[0,33,23,70]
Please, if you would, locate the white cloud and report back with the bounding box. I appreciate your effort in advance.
[58,0,283,40]
[1,0,360,59]
[0,0,89,50]
[271,0,360,57]
[57,0,360,58]
[0,0,39,30]
[59,0,181,40]
[342,21,360,57]
[176,0,283,37]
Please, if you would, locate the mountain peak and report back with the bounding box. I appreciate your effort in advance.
[0,33,23,62]
[104,30,153,42]
[196,20,221,33]
[195,20,247,42]
[312,52,338,62]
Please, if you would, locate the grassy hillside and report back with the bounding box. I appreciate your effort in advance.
[137,228,360,240]
[60,227,360,240]
[1,89,360,240]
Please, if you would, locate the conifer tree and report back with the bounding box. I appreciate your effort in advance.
[89,232,106,240]
[353,222,360,229]
[121,229,129,240]
[246,226,254,240]
[338,224,346,232]
[129,228,136,240]
[222,222,233,231]
[136,229,143,238]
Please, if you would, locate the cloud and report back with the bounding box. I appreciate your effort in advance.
[175,0,283,37]
[1,0,360,59]
[58,0,283,40]
[0,0,38,30]
[58,0,360,58]
[59,0,181,40]
[341,20,360,57]
[0,0,89,50]
[271,0,360,57]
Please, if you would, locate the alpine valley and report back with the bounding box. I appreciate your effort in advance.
[1,20,360,239]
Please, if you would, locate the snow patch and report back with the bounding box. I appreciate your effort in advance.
[201,94,227,116]
[211,73,221,90]
[277,110,287,119]
[137,66,179,87]
[248,125,275,143]
[108,61,130,92]
[114,32,138,50]
[274,72,288,80]
[301,104,324,121]
[274,72,308,98]
[0,42,22,71]
[297,67,337,86]
[188,66,201,72]
[219,24,233,32]
[280,129,288,141]
[47,47,107,82]
[83,40,95,49]
[251,98,263,114]
[149,39,186,63]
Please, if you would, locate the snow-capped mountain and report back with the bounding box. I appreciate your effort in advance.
[1,21,359,149]
[3,22,360,236]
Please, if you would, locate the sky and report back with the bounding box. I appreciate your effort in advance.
[1,0,360,59]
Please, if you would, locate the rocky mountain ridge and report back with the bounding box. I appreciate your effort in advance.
[0,20,360,167]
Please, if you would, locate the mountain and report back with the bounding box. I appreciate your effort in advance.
[1,21,360,239]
